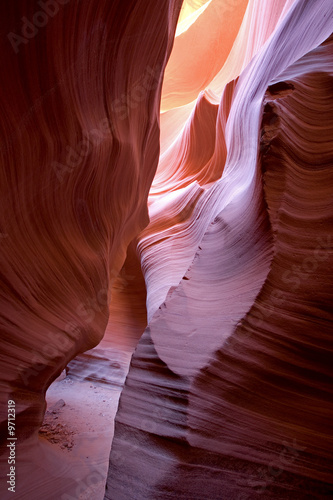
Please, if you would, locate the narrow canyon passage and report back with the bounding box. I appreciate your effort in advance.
[0,1,332,499]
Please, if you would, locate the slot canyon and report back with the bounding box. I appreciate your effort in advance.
[0,0,332,499]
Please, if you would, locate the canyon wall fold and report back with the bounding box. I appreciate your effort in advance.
[106,1,333,498]
[0,1,182,498]
[0,0,332,499]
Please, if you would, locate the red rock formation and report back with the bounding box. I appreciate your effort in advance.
[0,0,182,498]
[1,0,332,499]
[105,1,333,499]
[161,0,248,110]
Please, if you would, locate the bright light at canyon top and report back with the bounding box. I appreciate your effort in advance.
[175,0,213,37]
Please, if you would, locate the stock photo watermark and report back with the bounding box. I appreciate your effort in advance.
[241,438,307,497]
[7,400,17,493]
[52,64,161,183]
[61,429,139,499]
[225,234,332,353]
[7,0,71,54]
[60,462,105,500]
[18,286,110,386]
[16,262,137,389]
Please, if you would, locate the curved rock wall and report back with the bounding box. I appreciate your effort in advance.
[0,0,332,499]
[0,0,182,487]
[105,1,333,498]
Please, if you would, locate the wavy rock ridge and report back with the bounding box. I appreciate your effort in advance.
[0,0,332,499]
[105,1,333,499]
[0,1,181,498]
